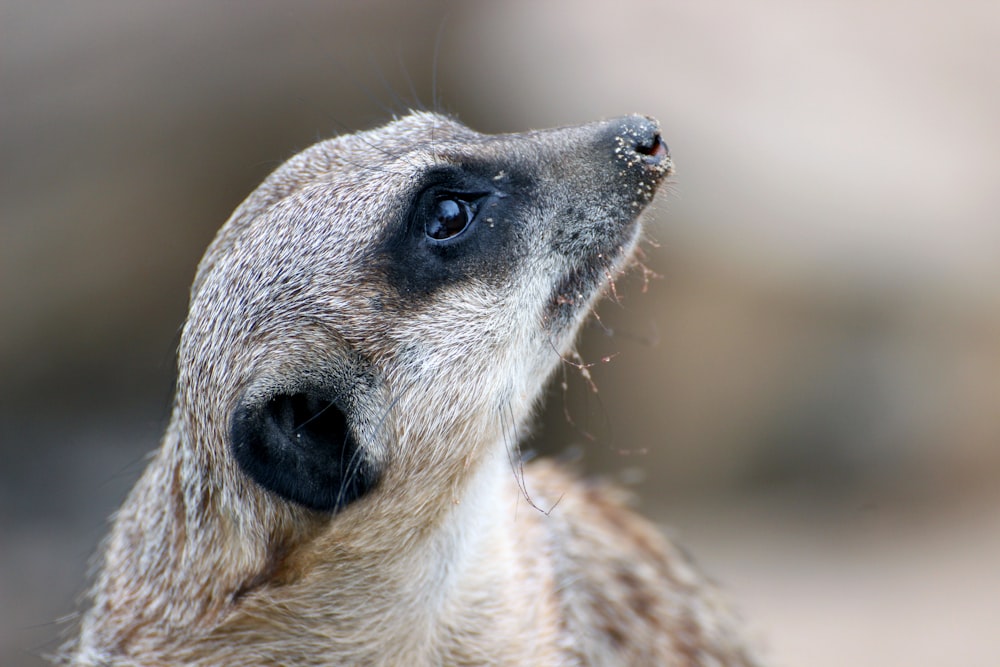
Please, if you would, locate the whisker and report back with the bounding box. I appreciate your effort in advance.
[431,14,451,114]
[500,401,561,516]
[395,47,426,113]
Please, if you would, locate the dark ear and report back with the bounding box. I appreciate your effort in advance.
[230,389,379,512]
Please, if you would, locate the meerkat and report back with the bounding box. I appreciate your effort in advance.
[63,112,760,666]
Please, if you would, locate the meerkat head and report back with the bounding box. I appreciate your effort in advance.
[179,112,671,522]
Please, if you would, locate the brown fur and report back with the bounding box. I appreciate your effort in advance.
[62,113,761,665]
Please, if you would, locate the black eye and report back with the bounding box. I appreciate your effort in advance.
[426,197,475,240]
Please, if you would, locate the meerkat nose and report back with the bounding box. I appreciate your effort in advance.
[626,116,670,165]
[635,131,669,162]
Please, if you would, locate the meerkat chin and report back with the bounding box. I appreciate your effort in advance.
[64,113,761,666]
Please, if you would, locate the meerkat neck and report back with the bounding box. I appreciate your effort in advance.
[77,425,555,664]
[76,430,257,648]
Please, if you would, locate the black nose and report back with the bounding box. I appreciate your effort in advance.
[634,131,669,162]
[613,115,670,167]
[617,115,670,166]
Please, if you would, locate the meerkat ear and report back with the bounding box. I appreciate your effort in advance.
[230,389,379,512]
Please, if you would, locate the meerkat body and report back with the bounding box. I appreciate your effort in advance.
[65,113,759,666]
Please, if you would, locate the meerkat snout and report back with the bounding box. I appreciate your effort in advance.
[66,112,761,667]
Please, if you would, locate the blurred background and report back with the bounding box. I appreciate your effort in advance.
[2,1,998,665]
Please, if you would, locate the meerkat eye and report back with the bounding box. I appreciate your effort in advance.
[426,197,475,240]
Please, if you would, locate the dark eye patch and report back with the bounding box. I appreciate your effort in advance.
[377,164,533,300]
